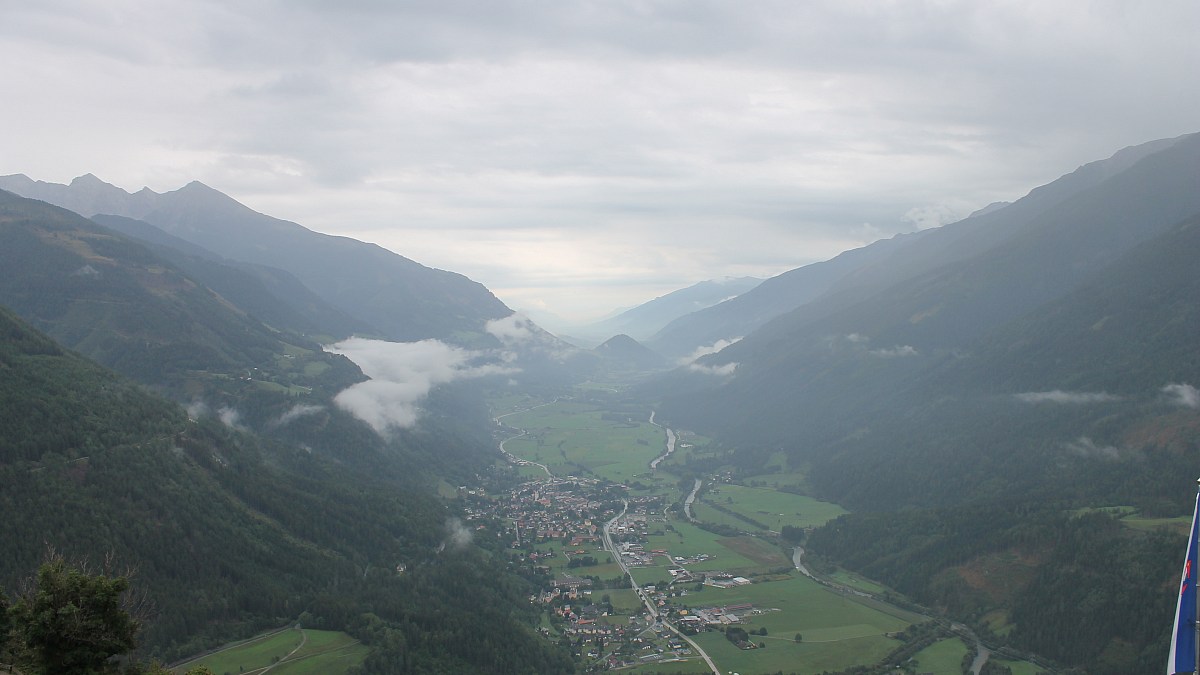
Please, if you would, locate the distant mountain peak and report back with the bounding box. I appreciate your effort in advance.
[593,333,666,369]
[180,180,217,193]
[70,173,106,186]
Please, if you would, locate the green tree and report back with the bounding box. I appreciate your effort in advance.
[1,590,11,660]
[10,557,140,674]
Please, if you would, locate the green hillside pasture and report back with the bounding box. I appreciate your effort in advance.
[1120,513,1191,534]
[172,628,365,675]
[678,574,917,675]
[703,483,847,531]
[911,637,969,674]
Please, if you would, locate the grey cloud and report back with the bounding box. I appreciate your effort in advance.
[486,313,536,343]
[1014,390,1120,405]
[271,404,325,429]
[1163,383,1200,409]
[217,406,243,429]
[443,517,474,552]
[687,362,738,377]
[677,338,742,367]
[869,345,918,358]
[1064,436,1123,461]
[185,400,208,421]
[3,2,1199,320]
[327,337,517,434]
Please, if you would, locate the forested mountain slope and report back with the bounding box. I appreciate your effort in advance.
[0,191,573,672]
[658,132,1200,455]
[649,133,1200,674]
[0,189,362,398]
[90,213,372,339]
[646,133,1193,359]
[0,174,513,344]
[0,288,571,673]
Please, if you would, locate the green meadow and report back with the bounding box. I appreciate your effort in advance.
[701,483,848,531]
[172,628,366,675]
[499,402,666,484]
[658,574,922,674]
[911,636,970,674]
[827,568,888,595]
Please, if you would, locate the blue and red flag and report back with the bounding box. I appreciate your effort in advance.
[1168,488,1200,674]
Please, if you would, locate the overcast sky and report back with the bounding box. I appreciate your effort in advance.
[2,1,1197,322]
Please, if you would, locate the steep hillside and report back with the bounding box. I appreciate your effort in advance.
[0,190,361,399]
[0,174,513,344]
[646,133,1193,359]
[90,213,372,339]
[660,132,1200,452]
[645,229,929,357]
[648,133,1200,675]
[0,297,572,673]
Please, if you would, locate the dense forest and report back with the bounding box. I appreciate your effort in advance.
[0,302,572,671]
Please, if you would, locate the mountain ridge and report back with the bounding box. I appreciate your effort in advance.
[0,173,514,344]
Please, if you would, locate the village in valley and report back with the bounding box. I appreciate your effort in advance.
[460,474,776,670]
[458,394,1052,675]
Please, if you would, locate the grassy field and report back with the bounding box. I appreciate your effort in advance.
[701,483,848,531]
[500,403,666,484]
[911,637,969,674]
[489,392,927,675]
[172,628,366,675]
[1120,513,1191,533]
[828,569,888,595]
[693,630,901,675]
[623,572,922,674]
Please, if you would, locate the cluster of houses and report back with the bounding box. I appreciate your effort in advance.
[502,478,613,547]
[462,471,767,669]
[676,602,756,629]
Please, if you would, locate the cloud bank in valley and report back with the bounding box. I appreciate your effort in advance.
[327,337,516,434]
[677,338,742,366]
[1163,383,1200,408]
[678,338,741,376]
